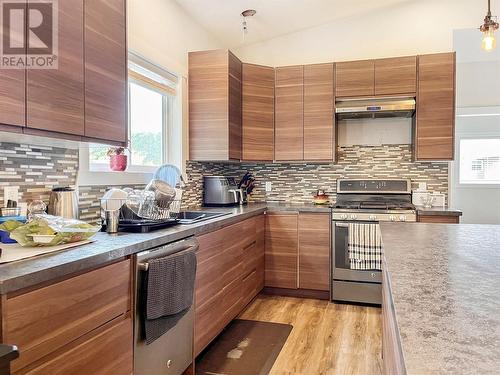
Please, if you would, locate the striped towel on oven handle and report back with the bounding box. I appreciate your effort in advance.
[347,223,382,270]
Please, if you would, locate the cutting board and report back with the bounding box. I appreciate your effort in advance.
[0,240,93,264]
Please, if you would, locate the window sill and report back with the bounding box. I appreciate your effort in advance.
[77,170,153,187]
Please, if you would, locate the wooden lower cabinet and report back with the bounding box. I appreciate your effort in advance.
[22,317,133,375]
[194,214,265,357]
[265,212,331,293]
[298,213,330,291]
[4,259,131,373]
[418,214,460,224]
[265,213,299,289]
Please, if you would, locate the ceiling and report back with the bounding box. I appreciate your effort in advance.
[175,0,414,48]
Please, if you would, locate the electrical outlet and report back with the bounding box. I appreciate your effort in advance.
[265,181,272,192]
[3,186,19,206]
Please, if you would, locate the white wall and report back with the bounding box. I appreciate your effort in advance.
[127,0,223,76]
[126,0,224,176]
[450,29,500,224]
[233,0,483,66]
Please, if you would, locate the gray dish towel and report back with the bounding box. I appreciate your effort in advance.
[142,247,197,345]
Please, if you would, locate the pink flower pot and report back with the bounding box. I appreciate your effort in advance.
[109,154,127,171]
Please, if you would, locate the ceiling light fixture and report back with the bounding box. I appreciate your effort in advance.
[480,0,499,51]
[241,9,256,36]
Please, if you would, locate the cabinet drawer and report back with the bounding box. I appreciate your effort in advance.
[5,260,131,372]
[23,317,133,375]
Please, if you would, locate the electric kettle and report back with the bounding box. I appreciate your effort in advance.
[47,187,79,219]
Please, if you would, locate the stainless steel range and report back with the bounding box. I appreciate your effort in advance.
[331,179,416,305]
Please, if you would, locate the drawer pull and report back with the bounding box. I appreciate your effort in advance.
[243,241,257,250]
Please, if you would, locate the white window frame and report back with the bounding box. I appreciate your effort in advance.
[452,106,500,191]
[78,53,182,186]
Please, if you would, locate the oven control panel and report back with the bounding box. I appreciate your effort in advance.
[332,211,417,222]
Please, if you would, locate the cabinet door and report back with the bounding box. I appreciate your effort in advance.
[275,66,304,161]
[26,317,133,375]
[304,63,334,161]
[375,56,417,96]
[299,213,330,291]
[84,0,127,143]
[5,260,131,373]
[27,0,84,135]
[415,53,455,160]
[265,213,298,289]
[189,50,230,161]
[228,51,242,160]
[335,60,374,97]
[194,229,226,356]
[0,71,25,127]
[242,64,274,161]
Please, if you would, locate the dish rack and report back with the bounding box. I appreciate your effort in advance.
[100,189,183,233]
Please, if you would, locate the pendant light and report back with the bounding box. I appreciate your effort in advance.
[241,9,256,40]
[480,0,499,51]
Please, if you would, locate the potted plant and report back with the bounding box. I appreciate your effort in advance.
[107,147,128,171]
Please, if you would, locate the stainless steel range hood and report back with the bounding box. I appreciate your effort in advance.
[335,96,415,119]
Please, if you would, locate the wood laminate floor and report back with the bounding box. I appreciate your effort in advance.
[238,294,382,375]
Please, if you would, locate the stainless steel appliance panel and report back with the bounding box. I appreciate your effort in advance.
[332,280,382,305]
[134,237,198,375]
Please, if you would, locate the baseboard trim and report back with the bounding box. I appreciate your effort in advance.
[262,287,330,300]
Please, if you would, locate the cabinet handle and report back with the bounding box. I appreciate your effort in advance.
[243,241,257,250]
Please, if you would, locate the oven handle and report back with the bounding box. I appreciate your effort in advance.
[335,222,349,227]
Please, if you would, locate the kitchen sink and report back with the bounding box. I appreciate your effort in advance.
[177,210,230,224]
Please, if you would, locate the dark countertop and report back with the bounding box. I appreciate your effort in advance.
[264,201,332,213]
[0,204,267,295]
[415,206,463,216]
[381,223,500,374]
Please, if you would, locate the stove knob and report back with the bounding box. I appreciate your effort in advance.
[369,215,377,221]
[389,215,396,222]
[340,214,348,220]
[399,215,407,222]
[350,214,357,220]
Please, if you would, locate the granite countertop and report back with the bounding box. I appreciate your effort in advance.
[0,201,330,294]
[381,223,500,374]
[415,206,463,216]
[0,203,267,294]
[264,201,332,213]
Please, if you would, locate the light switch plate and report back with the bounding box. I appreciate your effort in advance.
[3,186,19,206]
[265,181,272,192]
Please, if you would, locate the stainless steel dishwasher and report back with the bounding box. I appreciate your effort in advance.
[134,236,198,375]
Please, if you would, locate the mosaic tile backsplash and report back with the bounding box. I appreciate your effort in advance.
[182,144,449,207]
[0,141,449,223]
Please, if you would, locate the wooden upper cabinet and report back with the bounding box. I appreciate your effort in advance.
[374,56,417,96]
[265,213,299,289]
[84,0,127,143]
[27,0,84,135]
[189,50,242,161]
[304,63,334,161]
[298,213,330,291]
[228,52,243,160]
[415,52,455,161]
[0,71,25,127]
[242,63,274,161]
[275,66,304,161]
[336,60,374,97]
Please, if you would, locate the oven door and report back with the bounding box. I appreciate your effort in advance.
[332,220,382,283]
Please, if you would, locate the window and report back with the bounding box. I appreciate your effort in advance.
[459,138,500,184]
[88,52,179,173]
